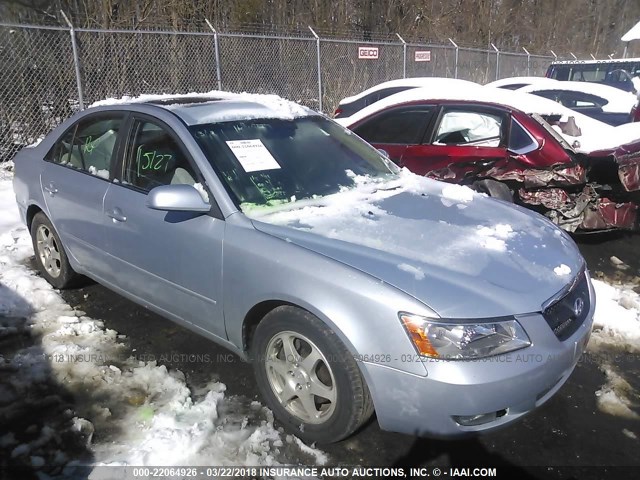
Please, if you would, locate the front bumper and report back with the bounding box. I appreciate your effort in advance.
[360,283,594,438]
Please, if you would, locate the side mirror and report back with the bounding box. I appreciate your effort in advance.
[146,184,211,213]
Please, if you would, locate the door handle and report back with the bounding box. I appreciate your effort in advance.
[43,183,58,196]
[106,208,127,223]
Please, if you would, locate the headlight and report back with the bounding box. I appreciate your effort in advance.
[399,313,531,360]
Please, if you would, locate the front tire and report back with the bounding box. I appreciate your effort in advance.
[252,306,374,444]
[30,212,78,289]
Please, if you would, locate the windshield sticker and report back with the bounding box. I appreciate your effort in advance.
[226,139,281,173]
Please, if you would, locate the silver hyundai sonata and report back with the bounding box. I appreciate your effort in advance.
[12,93,594,444]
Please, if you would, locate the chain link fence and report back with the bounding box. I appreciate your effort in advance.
[0,21,557,162]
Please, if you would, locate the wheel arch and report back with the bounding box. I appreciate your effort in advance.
[26,203,44,230]
[240,297,360,360]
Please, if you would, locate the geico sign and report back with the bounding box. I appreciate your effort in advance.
[358,47,379,59]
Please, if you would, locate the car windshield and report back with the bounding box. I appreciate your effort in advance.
[190,116,397,211]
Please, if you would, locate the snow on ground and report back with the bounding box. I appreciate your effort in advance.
[590,279,640,352]
[0,173,326,475]
[594,364,639,420]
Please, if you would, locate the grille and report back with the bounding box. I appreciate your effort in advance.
[543,272,590,341]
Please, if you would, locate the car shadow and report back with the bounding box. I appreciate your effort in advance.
[392,436,541,479]
[0,279,94,479]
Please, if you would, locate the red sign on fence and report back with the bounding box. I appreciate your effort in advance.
[414,50,431,62]
[358,46,379,59]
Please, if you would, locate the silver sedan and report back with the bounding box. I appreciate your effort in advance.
[12,93,594,443]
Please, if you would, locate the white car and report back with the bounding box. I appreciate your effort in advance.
[334,77,481,119]
[485,76,560,90]
[515,80,637,126]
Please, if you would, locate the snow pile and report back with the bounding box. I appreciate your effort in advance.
[0,179,21,234]
[476,224,515,252]
[0,179,325,473]
[440,184,475,206]
[594,364,639,419]
[590,279,640,351]
[553,264,572,276]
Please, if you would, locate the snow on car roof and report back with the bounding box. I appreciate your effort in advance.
[337,84,570,125]
[517,81,637,113]
[90,90,316,125]
[485,76,559,88]
[339,77,481,105]
[337,84,640,153]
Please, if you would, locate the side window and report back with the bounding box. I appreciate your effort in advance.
[508,118,538,154]
[434,110,503,147]
[559,92,604,109]
[47,116,123,179]
[569,66,606,82]
[124,120,197,192]
[353,108,432,144]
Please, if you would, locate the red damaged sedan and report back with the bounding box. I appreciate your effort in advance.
[336,86,640,232]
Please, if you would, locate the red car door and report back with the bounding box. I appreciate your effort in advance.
[351,105,435,165]
[401,106,509,183]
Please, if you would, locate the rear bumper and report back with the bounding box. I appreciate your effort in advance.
[360,291,594,438]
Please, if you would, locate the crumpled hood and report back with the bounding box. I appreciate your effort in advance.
[247,174,584,319]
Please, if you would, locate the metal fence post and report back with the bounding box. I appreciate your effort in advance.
[309,26,322,112]
[60,10,84,109]
[491,43,500,80]
[205,19,222,90]
[448,38,459,79]
[522,47,531,76]
[396,33,407,78]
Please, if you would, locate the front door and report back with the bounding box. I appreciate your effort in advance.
[401,107,509,182]
[103,117,226,338]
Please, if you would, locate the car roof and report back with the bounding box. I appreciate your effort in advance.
[485,76,559,88]
[336,85,574,127]
[89,91,317,126]
[339,77,480,105]
[516,81,637,108]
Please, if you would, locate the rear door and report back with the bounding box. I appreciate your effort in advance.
[103,115,226,338]
[40,113,125,273]
[401,105,509,182]
[351,106,435,164]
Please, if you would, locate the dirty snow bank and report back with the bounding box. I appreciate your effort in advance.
[590,279,640,351]
[0,180,325,474]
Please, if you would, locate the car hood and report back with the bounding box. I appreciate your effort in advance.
[246,172,584,319]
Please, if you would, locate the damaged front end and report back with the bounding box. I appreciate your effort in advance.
[506,117,640,233]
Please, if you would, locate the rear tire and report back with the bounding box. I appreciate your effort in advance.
[30,212,79,289]
[251,306,374,444]
[473,179,513,202]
